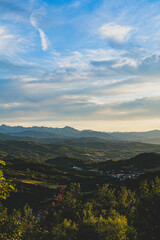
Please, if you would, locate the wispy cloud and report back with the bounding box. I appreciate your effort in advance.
[30,9,48,51]
[0,26,14,41]
[38,28,48,51]
[0,26,28,56]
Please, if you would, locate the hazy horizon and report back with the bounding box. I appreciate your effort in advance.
[1,121,160,133]
[1,0,160,131]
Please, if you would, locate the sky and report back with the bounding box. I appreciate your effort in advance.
[0,0,160,131]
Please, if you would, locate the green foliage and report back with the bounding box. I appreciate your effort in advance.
[51,218,78,240]
[117,187,137,224]
[79,209,136,240]
[0,159,15,200]
[0,204,37,240]
[97,184,117,210]
[61,183,82,221]
[137,177,160,239]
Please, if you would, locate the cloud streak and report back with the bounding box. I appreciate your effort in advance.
[30,10,48,51]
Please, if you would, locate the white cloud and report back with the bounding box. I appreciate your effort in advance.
[99,22,133,43]
[51,48,126,71]
[30,13,48,51]
[37,28,48,51]
[0,27,14,39]
[112,57,138,68]
[30,15,37,28]
[0,26,27,55]
[18,76,39,82]
[0,102,21,109]
[0,26,14,51]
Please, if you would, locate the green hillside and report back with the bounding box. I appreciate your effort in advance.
[94,152,160,172]
[1,138,160,162]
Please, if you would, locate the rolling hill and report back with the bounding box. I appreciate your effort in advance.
[0,137,160,163]
[90,152,160,173]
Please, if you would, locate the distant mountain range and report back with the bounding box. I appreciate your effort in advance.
[0,124,114,140]
[0,124,160,144]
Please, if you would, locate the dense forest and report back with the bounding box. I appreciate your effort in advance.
[1,157,160,240]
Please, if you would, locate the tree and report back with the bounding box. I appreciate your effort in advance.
[137,177,160,239]
[0,159,15,200]
[96,184,117,212]
[79,208,137,240]
[117,187,137,224]
[51,218,78,240]
[61,183,82,221]
[0,204,38,240]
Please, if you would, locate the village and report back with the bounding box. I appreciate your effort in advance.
[72,166,143,181]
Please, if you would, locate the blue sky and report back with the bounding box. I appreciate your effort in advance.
[0,0,160,131]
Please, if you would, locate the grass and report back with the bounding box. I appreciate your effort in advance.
[20,179,61,189]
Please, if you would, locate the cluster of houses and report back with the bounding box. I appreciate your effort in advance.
[106,171,142,180]
[72,165,143,181]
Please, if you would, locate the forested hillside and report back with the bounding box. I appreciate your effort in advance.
[1,158,160,239]
[1,138,160,162]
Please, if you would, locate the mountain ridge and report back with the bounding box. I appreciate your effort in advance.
[1,124,160,143]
